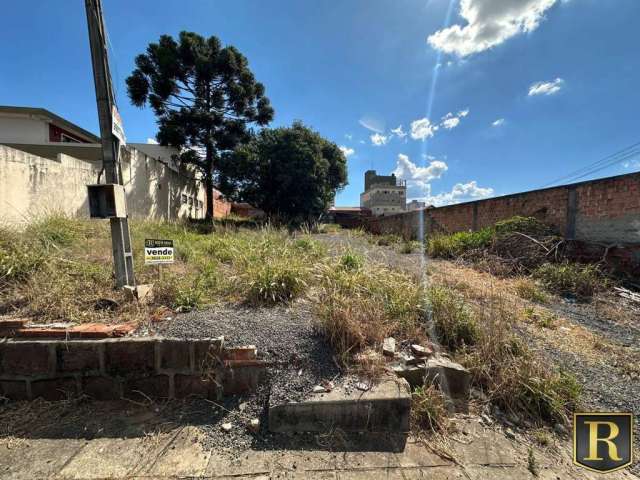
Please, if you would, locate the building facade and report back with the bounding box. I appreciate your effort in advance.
[0,106,231,225]
[360,169,406,216]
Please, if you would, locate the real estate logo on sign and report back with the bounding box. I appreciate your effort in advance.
[574,412,633,473]
[112,105,126,146]
[144,239,174,265]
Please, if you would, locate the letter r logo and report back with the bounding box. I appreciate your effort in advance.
[574,413,633,473]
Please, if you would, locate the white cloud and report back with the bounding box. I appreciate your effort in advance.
[427,0,558,57]
[622,159,640,169]
[492,118,505,127]
[391,125,407,138]
[344,133,353,140]
[146,138,159,144]
[425,181,494,206]
[339,146,355,157]
[393,153,448,197]
[410,118,439,141]
[441,116,461,130]
[528,77,564,96]
[370,133,390,146]
[440,109,470,130]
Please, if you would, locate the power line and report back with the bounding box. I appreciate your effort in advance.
[540,141,640,188]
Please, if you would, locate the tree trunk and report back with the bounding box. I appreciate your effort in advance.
[204,142,214,221]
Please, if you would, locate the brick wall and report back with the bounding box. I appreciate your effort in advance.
[0,337,267,402]
[364,172,640,273]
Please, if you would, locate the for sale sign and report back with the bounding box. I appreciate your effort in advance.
[144,239,174,265]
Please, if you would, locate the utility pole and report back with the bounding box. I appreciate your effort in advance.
[85,0,135,288]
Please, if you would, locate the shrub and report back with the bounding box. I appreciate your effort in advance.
[427,228,493,258]
[533,262,604,298]
[174,286,203,311]
[316,223,341,234]
[514,278,548,303]
[315,263,425,357]
[399,241,422,254]
[0,240,44,283]
[411,384,449,433]
[244,259,308,305]
[375,234,402,247]
[427,286,478,351]
[339,251,363,271]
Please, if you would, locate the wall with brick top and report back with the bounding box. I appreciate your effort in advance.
[363,172,640,274]
[0,337,267,402]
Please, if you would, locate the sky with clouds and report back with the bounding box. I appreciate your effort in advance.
[1,0,639,206]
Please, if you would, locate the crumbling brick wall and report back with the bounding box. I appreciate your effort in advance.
[0,337,267,402]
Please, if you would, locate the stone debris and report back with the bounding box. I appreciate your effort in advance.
[389,354,471,411]
[382,337,396,357]
[355,381,370,391]
[321,380,334,392]
[312,385,326,394]
[221,422,233,432]
[248,418,260,432]
[410,343,433,357]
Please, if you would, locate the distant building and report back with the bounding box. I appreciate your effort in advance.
[407,199,426,211]
[360,169,406,216]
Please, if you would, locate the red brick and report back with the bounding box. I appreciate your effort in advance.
[104,340,155,376]
[0,380,29,400]
[82,376,121,400]
[123,375,169,400]
[31,378,78,401]
[223,345,257,361]
[57,343,100,373]
[0,342,52,376]
[0,318,28,329]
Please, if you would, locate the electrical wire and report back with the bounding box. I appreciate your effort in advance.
[540,141,640,187]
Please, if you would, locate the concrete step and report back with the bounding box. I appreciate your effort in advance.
[268,376,411,433]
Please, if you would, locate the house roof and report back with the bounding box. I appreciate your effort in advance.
[0,106,100,143]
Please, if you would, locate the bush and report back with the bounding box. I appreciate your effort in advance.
[427,228,493,258]
[427,286,478,351]
[244,259,308,305]
[174,286,203,311]
[399,241,422,254]
[411,384,449,433]
[339,251,363,271]
[315,263,425,357]
[533,262,604,298]
[375,234,402,247]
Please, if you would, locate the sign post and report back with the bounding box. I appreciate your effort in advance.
[144,239,175,281]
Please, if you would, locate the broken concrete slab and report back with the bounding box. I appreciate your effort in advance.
[390,354,470,411]
[382,337,396,356]
[410,343,433,357]
[123,284,154,304]
[269,377,411,433]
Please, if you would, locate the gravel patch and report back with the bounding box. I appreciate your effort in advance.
[146,301,347,453]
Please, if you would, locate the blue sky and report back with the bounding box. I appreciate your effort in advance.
[1,0,639,206]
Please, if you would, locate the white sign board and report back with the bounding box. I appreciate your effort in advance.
[112,105,126,146]
[144,239,174,265]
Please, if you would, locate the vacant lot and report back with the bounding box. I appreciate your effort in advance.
[1,216,638,475]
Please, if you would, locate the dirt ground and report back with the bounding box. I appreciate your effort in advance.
[0,229,638,478]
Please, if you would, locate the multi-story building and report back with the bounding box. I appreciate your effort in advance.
[360,169,406,216]
[407,199,427,211]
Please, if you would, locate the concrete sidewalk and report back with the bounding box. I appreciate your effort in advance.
[1,419,636,479]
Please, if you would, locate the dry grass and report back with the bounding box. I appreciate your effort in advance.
[0,215,330,323]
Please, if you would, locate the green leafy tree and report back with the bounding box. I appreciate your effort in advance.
[217,122,348,223]
[126,31,274,219]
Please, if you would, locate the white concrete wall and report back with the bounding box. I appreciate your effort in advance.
[0,116,48,144]
[0,145,206,225]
